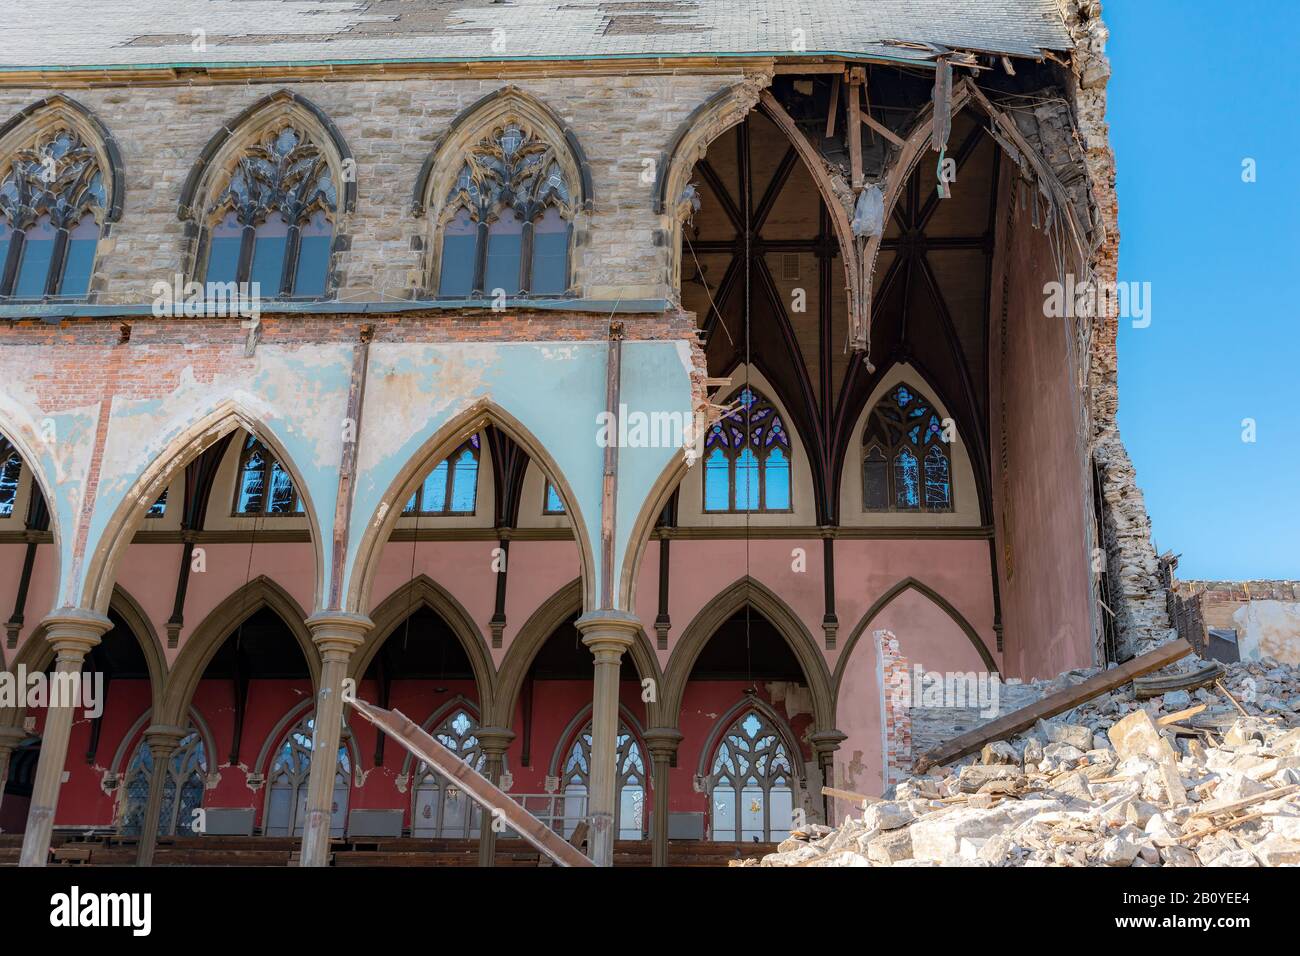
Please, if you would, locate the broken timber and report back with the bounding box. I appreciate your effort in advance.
[911,639,1194,774]
[349,697,593,867]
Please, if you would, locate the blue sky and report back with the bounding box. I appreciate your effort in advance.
[1106,0,1299,580]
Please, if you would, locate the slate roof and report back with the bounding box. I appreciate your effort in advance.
[0,0,1072,71]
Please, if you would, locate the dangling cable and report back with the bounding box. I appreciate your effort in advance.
[743,126,754,694]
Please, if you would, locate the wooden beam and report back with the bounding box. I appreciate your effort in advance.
[825,74,840,137]
[911,639,1194,774]
[350,697,594,867]
[847,68,864,189]
[859,110,905,149]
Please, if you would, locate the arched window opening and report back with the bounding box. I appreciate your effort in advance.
[706,710,795,843]
[264,714,350,837]
[0,128,107,300]
[434,122,574,299]
[234,434,303,516]
[862,383,954,513]
[202,125,337,299]
[118,729,208,837]
[403,435,480,515]
[412,708,487,838]
[703,387,792,513]
[559,720,646,840]
[0,450,21,516]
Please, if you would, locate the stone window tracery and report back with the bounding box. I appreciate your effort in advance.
[862,383,953,512]
[403,435,480,515]
[0,128,106,300]
[706,710,795,843]
[558,720,646,840]
[264,714,350,837]
[202,125,337,298]
[412,708,488,838]
[703,387,792,513]
[234,434,303,516]
[119,729,207,837]
[435,122,574,298]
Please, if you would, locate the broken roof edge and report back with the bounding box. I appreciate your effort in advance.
[0,45,1067,78]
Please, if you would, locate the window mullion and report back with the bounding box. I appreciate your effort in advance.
[279,220,302,297]
[236,224,257,286]
[471,220,489,295]
[42,226,70,298]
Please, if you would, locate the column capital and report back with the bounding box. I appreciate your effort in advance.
[305,611,372,659]
[41,608,113,658]
[143,724,190,757]
[808,729,847,757]
[576,611,639,658]
[642,728,684,760]
[474,726,516,755]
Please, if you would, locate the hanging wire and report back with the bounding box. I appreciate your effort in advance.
[233,436,266,657]
[743,123,754,694]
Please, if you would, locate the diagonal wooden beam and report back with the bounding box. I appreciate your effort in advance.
[696,159,745,234]
[752,146,798,234]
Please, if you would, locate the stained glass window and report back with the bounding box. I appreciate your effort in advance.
[202,124,337,299]
[412,708,488,838]
[403,435,480,515]
[436,122,574,299]
[147,488,168,518]
[118,729,208,836]
[543,481,565,515]
[862,383,953,513]
[702,387,792,513]
[234,434,303,516]
[559,721,646,840]
[265,715,350,837]
[0,128,107,300]
[0,452,20,517]
[707,711,795,843]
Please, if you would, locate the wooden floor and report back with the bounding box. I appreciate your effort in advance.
[0,833,774,867]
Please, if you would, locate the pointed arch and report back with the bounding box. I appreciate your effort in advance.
[546,699,648,777]
[693,694,804,782]
[396,694,485,778]
[0,417,62,612]
[490,578,662,729]
[253,696,361,779]
[346,398,595,621]
[663,576,834,731]
[832,576,998,694]
[350,574,496,718]
[81,399,326,617]
[160,575,318,726]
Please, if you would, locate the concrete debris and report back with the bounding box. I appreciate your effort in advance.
[739,655,1300,867]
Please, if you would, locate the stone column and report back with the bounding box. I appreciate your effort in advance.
[299,611,370,868]
[474,727,515,867]
[0,724,29,822]
[20,609,112,867]
[809,729,847,827]
[643,728,682,869]
[135,725,189,866]
[576,611,638,867]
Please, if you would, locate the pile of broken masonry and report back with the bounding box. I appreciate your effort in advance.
[744,655,1300,867]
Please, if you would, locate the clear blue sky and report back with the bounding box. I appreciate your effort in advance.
[1106,0,1299,580]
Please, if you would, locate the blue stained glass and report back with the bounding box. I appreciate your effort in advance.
[424,460,448,513]
[206,213,242,285]
[894,448,919,509]
[924,446,951,509]
[438,209,477,297]
[484,209,523,295]
[0,453,20,517]
[908,424,922,444]
[237,447,265,513]
[449,449,478,512]
[250,214,289,296]
[703,448,729,512]
[927,415,943,443]
[293,213,332,297]
[529,207,568,294]
[764,448,790,510]
[545,482,565,513]
[14,216,56,297]
[267,461,296,513]
[60,239,96,297]
[736,448,760,511]
[895,386,912,407]
[148,489,168,518]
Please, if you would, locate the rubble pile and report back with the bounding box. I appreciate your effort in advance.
[747,657,1300,867]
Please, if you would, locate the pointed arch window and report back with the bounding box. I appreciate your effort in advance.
[434,122,574,299]
[412,708,488,838]
[706,710,796,843]
[234,435,303,516]
[703,387,792,513]
[559,720,647,840]
[201,125,337,299]
[0,128,107,300]
[264,714,350,837]
[862,383,954,512]
[404,435,480,515]
[119,730,208,836]
[0,450,20,517]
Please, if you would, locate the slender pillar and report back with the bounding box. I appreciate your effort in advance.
[474,727,515,867]
[576,611,638,867]
[20,609,112,867]
[299,611,371,868]
[0,725,28,821]
[135,725,188,867]
[643,728,682,868]
[809,729,847,827]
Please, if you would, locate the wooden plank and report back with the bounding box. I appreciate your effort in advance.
[912,639,1194,774]
[1158,704,1207,726]
[825,74,840,137]
[847,69,864,189]
[859,110,905,149]
[350,697,593,868]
